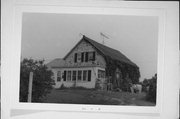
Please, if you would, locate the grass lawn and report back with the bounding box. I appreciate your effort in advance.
[42,89,155,106]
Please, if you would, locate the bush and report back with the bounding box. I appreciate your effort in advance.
[95,78,101,90]
[121,74,132,92]
[142,79,150,92]
[20,58,55,102]
[146,74,157,103]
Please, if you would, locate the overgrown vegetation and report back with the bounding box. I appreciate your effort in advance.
[20,58,55,102]
[121,75,132,92]
[105,56,140,91]
[145,74,157,103]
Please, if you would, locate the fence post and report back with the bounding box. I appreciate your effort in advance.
[28,72,33,102]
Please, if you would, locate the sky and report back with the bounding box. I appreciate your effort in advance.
[21,13,158,81]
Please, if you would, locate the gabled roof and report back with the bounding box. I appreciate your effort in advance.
[46,58,66,68]
[83,36,137,67]
[47,35,138,68]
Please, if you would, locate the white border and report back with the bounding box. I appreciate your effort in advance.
[2,1,179,119]
[12,5,164,114]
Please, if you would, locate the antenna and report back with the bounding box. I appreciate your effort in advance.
[100,32,109,45]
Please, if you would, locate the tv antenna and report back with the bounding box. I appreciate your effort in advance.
[100,32,109,45]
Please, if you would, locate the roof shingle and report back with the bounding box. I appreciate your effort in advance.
[83,36,137,67]
[47,35,138,68]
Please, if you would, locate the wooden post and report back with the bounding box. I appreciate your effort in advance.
[28,72,33,102]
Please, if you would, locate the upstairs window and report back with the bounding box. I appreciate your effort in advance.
[74,51,95,63]
[88,51,95,61]
[92,52,95,61]
[74,53,77,63]
[85,52,88,62]
[88,52,93,61]
[81,52,84,62]
[77,53,81,62]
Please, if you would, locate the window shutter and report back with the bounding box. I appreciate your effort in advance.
[85,52,88,62]
[93,52,95,61]
[64,71,66,81]
[88,70,91,81]
[81,52,84,62]
[74,53,77,63]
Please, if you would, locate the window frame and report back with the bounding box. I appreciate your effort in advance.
[77,70,82,81]
[57,71,61,82]
[72,70,77,81]
[67,70,72,81]
[98,69,105,79]
[88,70,91,82]
[83,70,88,81]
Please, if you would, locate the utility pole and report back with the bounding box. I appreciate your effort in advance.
[28,72,33,102]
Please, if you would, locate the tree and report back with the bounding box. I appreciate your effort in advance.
[142,78,150,92]
[121,74,132,92]
[146,74,157,103]
[20,58,55,102]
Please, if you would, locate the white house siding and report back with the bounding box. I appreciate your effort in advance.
[49,40,107,89]
[64,40,106,68]
[51,67,105,89]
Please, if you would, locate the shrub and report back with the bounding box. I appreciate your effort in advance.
[95,78,101,90]
[121,74,132,92]
[142,79,150,92]
[20,58,55,102]
[146,74,157,103]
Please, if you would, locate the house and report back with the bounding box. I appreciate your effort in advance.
[47,35,140,91]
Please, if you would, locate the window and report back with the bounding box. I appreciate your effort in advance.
[75,52,95,63]
[83,70,87,81]
[88,52,93,61]
[98,70,105,78]
[84,52,96,62]
[98,70,101,78]
[88,51,95,61]
[81,52,84,62]
[88,70,91,81]
[63,71,66,81]
[67,71,71,81]
[74,53,77,63]
[60,70,92,82]
[57,71,61,81]
[93,52,95,61]
[85,52,88,62]
[102,71,105,78]
[72,71,76,81]
[77,70,82,81]
[77,53,81,62]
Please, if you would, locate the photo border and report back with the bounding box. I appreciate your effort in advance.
[2,1,179,118]
[12,5,164,114]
